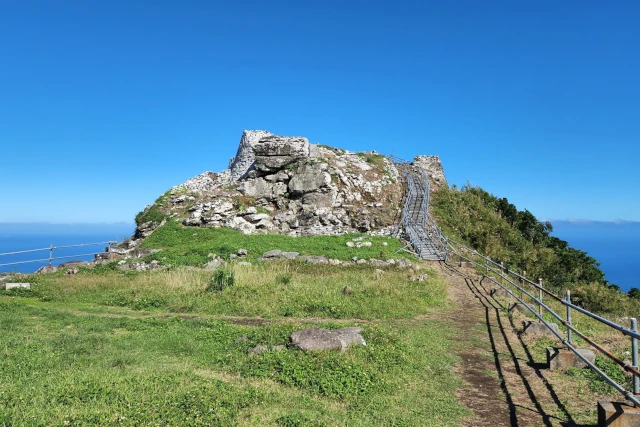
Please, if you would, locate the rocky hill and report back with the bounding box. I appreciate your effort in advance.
[132,130,446,247]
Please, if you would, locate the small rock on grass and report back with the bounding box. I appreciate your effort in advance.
[290,327,366,351]
[248,345,285,355]
[234,336,248,344]
[5,283,30,290]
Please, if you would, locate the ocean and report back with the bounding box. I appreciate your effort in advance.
[0,224,134,274]
[550,221,640,292]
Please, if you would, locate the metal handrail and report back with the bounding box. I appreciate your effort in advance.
[389,153,640,406]
[0,241,118,270]
[448,239,640,404]
[393,156,449,261]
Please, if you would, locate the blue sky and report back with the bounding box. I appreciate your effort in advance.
[1,1,638,223]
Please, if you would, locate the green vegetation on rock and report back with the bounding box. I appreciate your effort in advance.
[140,220,409,267]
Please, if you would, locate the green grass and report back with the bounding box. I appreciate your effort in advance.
[139,221,408,267]
[0,265,467,426]
[9,261,445,320]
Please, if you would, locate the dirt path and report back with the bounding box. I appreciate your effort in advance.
[436,262,594,427]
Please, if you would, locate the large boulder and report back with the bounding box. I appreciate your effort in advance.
[254,135,310,172]
[289,327,366,351]
[288,164,331,195]
[229,130,273,181]
[237,178,287,200]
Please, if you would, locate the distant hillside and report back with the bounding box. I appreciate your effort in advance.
[431,184,637,315]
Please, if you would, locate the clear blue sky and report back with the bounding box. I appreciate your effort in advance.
[1,1,638,223]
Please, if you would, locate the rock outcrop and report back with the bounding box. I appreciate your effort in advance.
[130,130,446,242]
[228,130,272,181]
[413,155,447,188]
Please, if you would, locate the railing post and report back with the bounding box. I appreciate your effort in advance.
[538,278,543,317]
[49,244,53,266]
[566,290,573,345]
[499,263,504,285]
[521,270,526,302]
[632,318,639,400]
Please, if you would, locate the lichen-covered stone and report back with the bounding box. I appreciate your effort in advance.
[289,327,366,351]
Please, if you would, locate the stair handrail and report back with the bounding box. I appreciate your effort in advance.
[390,153,640,409]
[447,239,640,407]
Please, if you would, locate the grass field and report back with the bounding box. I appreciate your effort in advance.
[139,221,412,267]
[0,228,469,426]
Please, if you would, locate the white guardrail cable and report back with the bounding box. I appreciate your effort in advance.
[0,241,118,268]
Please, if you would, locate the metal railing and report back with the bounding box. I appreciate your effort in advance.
[389,152,640,406]
[392,156,448,261]
[447,239,640,406]
[0,241,118,269]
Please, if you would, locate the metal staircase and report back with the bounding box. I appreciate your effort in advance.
[393,158,448,261]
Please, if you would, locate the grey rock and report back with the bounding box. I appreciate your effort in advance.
[225,216,256,234]
[5,283,30,290]
[264,170,290,183]
[234,336,249,344]
[547,347,596,370]
[297,255,328,264]
[288,164,331,195]
[229,130,273,181]
[212,201,233,214]
[237,248,248,256]
[66,268,79,275]
[508,302,534,315]
[281,252,299,259]
[236,178,274,199]
[183,217,202,226]
[413,155,447,187]
[239,207,257,215]
[245,213,269,223]
[253,135,310,171]
[118,261,165,272]
[255,219,276,230]
[35,265,58,274]
[262,249,283,258]
[301,190,336,208]
[490,288,510,298]
[396,259,411,268]
[290,327,366,351]
[204,259,224,271]
[522,321,560,338]
[249,345,270,355]
[59,260,89,268]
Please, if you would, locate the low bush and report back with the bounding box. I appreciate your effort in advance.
[207,268,235,292]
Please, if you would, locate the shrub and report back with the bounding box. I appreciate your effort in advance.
[207,269,235,292]
[276,273,293,286]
